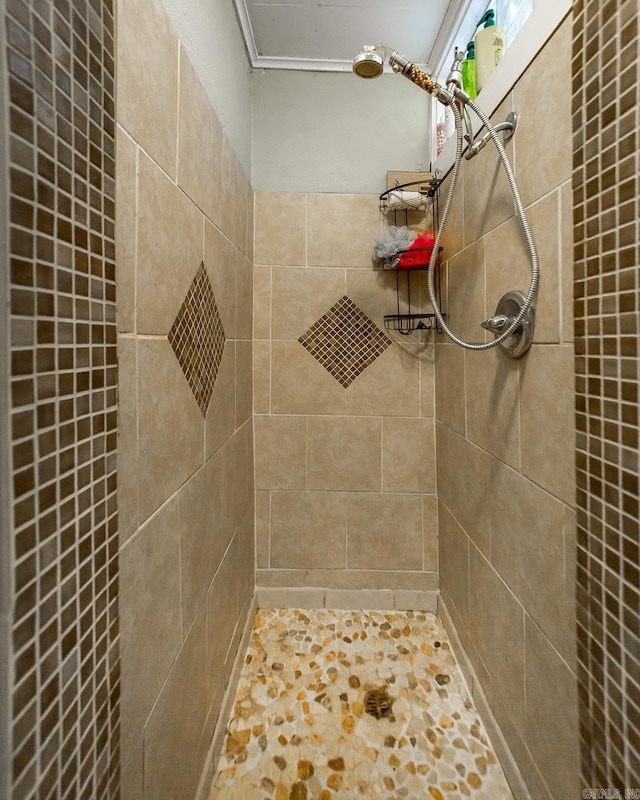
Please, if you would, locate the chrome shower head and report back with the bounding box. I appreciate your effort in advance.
[352,46,385,78]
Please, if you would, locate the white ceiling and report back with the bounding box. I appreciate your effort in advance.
[233,0,471,74]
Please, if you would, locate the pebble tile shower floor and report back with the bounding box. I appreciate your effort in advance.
[209,608,514,800]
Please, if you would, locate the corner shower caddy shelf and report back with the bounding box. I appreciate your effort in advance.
[377,177,446,336]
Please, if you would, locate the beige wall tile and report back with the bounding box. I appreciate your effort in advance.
[527,192,561,345]
[563,506,577,670]
[204,220,237,341]
[117,336,138,543]
[270,491,347,569]
[462,96,516,246]
[144,608,208,800]
[423,494,438,571]
[247,187,255,263]
[445,239,487,344]
[468,544,525,733]
[271,340,346,415]
[220,137,249,255]
[236,504,256,616]
[524,620,580,800]
[485,191,560,344]
[272,266,345,340]
[307,193,380,267]
[235,339,253,428]
[253,266,271,339]
[514,18,572,207]
[439,590,491,695]
[253,340,270,414]
[480,685,554,800]
[345,267,411,333]
[307,416,381,492]
[346,343,420,417]
[438,502,469,620]
[560,180,574,343]
[465,346,521,469]
[435,421,450,509]
[255,490,270,569]
[115,127,137,333]
[203,450,233,567]
[205,341,235,458]
[347,493,423,570]
[120,738,144,800]
[254,415,306,491]
[490,460,571,657]
[519,344,575,505]
[177,47,223,227]
[222,422,253,540]
[478,683,553,800]
[435,344,465,435]
[420,356,435,418]
[137,338,204,523]
[119,497,182,758]
[206,539,239,700]
[448,432,495,558]
[382,417,435,493]
[136,151,203,334]
[236,253,253,341]
[254,192,306,266]
[178,454,229,634]
[117,0,178,177]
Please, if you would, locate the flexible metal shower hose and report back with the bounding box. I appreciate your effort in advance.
[426,97,539,351]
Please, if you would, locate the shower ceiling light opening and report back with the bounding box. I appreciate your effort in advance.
[232,0,471,72]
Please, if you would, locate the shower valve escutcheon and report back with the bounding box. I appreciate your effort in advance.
[481,291,535,358]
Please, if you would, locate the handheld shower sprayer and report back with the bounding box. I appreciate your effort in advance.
[352,45,456,106]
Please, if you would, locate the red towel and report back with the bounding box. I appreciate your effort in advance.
[397,231,437,270]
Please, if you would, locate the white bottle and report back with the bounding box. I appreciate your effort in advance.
[475,9,505,92]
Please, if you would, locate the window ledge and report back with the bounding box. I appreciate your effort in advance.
[433,0,571,176]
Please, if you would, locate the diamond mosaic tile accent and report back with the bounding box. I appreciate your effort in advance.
[168,263,226,415]
[299,296,392,388]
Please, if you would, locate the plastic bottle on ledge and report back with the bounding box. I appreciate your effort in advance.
[461,41,477,99]
[475,9,505,92]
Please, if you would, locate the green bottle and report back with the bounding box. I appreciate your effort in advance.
[461,41,476,99]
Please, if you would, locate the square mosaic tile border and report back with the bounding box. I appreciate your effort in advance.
[5,0,119,796]
[572,0,640,788]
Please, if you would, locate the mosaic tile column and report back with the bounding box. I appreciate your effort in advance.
[2,0,119,797]
[573,0,640,789]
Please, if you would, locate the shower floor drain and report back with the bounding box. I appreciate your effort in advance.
[364,687,394,720]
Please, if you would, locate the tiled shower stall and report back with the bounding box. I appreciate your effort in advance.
[0,0,639,799]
